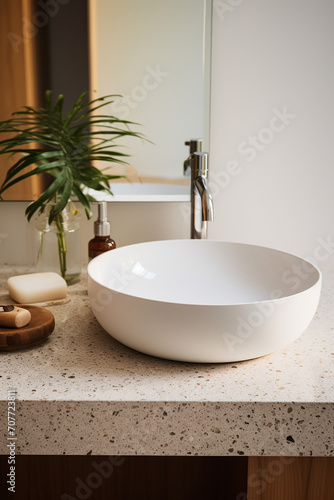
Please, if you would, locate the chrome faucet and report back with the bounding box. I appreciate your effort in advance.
[184,140,214,239]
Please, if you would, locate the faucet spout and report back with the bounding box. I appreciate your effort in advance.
[194,176,214,222]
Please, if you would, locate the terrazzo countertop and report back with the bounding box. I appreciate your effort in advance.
[0,266,333,456]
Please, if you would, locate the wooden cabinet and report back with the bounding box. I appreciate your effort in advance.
[0,455,333,499]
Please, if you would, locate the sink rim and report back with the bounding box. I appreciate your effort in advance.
[87,239,322,307]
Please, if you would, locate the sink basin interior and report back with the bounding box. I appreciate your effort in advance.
[88,240,320,306]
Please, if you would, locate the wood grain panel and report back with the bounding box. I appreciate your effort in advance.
[248,456,334,500]
[0,0,46,200]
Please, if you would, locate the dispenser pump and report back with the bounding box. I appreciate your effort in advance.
[94,201,110,237]
[88,202,116,260]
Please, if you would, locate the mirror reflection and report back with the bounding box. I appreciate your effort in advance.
[0,0,211,201]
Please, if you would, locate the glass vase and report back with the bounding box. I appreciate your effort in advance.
[35,202,81,284]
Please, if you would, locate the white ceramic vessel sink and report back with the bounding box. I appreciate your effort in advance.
[87,240,321,363]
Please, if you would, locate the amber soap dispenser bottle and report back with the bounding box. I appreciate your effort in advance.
[88,202,116,260]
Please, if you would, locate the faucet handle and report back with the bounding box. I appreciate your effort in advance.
[185,139,203,155]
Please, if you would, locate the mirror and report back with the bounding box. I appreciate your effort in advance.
[89,0,212,201]
[0,0,212,202]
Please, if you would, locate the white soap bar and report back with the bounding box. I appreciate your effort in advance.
[7,272,67,304]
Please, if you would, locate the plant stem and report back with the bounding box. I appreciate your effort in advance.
[37,231,44,263]
[54,212,67,279]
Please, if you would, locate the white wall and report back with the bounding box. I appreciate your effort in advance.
[209,0,334,268]
[1,0,334,270]
[0,201,189,267]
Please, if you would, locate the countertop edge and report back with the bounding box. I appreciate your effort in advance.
[1,400,332,457]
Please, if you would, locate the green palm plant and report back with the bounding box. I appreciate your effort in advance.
[0,90,145,279]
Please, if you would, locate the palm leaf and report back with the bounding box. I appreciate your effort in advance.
[0,90,147,218]
[25,171,67,222]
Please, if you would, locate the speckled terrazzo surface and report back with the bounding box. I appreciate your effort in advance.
[0,266,333,456]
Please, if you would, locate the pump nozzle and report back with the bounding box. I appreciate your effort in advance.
[94,202,110,237]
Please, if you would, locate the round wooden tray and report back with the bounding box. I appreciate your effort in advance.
[0,305,55,351]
